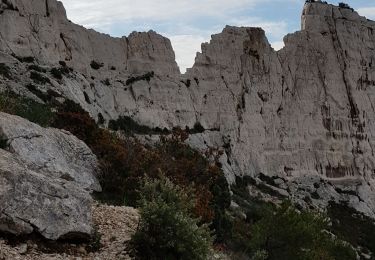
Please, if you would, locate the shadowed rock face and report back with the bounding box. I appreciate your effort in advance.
[0,0,375,218]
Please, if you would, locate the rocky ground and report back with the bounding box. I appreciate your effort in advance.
[0,204,140,260]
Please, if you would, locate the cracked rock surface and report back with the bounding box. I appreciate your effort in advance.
[0,113,100,240]
[0,112,100,192]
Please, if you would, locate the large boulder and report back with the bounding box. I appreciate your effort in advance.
[0,112,100,192]
[0,113,100,240]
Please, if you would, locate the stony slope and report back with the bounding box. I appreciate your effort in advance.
[0,0,375,220]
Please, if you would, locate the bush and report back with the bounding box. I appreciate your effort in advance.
[108,116,165,135]
[59,61,67,67]
[90,60,103,70]
[102,78,111,86]
[25,84,61,106]
[0,136,8,149]
[328,202,375,255]
[339,2,353,11]
[28,64,46,73]
[0,63,12,79]
[49,100,230,242]
[126,71,154,85]
[187,122,205,134]
[30,71,50,85]
[12,55,35,63]
[249,202,356,260]
[97,113,105,125]
[130,176,213,260]
[0,91,55,127]
[50,67,63,80]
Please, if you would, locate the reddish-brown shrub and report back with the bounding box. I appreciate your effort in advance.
[51,101,230,234]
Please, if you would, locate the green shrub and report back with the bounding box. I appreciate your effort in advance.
[108,116,161,135]
[130,176,213,260]
[0,136,8,149]
[126,71,154,85]
[25,84,61,106]
[97,113,105,125]
[87,226,102,252]
[328,202,375,255]
[90,60,103,70]
[102,78,111,86]
[28,64,46,73]
[59,61,67,67]
[50,67,63,80]
[0,63,12,79]
[30,71,50,85]
[50,101,230,244]
[0,91,55,127]
[339,2,354,11]
[12,55,35,63]
[249,202,356,260]
[187,122,205,134]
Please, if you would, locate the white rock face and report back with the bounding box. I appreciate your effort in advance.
[1,1,375,217]
[0,113,100,240]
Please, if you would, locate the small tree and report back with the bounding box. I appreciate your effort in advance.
[249,202,356,260]
[130,176,214,260]
[338,2,354,11]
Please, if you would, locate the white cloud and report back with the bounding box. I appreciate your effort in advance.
[357,7,375,20]
[270,41,284,51]
[60,0,266,28]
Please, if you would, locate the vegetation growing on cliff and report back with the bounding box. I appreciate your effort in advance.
[0,63,12,79]
[30,71,50,85]
[328,202,375,256]
[46,98,231,239]
[0,89,371,259]
[226,178,357,260]
[125,71,154,85]
[0,136,8,149]
[0,91,55,126]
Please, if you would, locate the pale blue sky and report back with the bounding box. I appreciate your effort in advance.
[60,0,375,72]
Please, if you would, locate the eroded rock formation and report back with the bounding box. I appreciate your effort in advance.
[0,113,99,239]
[0,0,375,222]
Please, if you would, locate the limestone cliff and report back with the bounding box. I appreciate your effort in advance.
[1,0,375,220]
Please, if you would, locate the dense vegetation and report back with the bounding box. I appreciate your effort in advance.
[248,202,356,260]
[225,178,357,260]
[328,202,375,256]
[130,176,213,260]
[0,88,227,238]
[54,105,231,233]
[0,91,55,126]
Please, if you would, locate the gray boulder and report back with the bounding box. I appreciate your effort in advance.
[0,113,100,240]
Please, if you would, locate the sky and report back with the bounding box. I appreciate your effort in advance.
[59,0,375,73]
